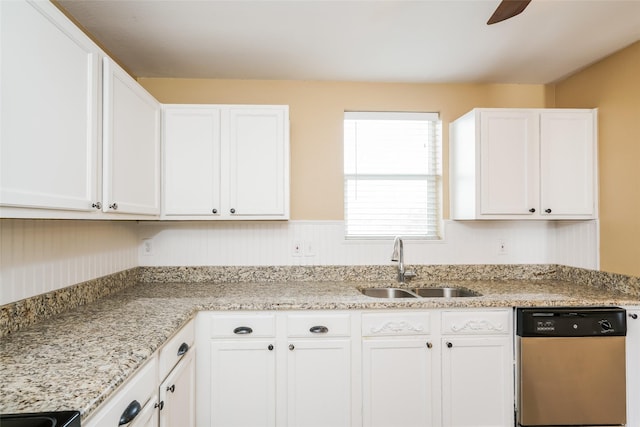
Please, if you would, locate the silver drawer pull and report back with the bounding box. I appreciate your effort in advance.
[234,326,253,335]
[310,325,329,334]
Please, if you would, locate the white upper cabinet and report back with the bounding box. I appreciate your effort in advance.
[227,107,288,217]
[0,0,101,214]
[539,111,596,216]
[450,108,597,220]
[163,107,222,216]
[162,105,290,220]
[102,58,161,216]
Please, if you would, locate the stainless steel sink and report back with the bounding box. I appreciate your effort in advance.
[412,287,481,298]
[360,288,418,298]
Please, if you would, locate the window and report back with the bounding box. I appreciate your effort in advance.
[343,111,442,239]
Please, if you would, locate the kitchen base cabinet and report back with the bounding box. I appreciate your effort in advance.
[362,338,436,427]
[440,310,514,427]
[158,348,195,427]
[441,337,513,427]
[84,319,195,427]
[197,311,356,427]
[285,312,356,427]
[361,311,436,427]
[210,340,277,427]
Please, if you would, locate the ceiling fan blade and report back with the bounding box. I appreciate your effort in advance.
[487,0,532,25]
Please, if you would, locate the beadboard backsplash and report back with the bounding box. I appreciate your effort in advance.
[138,219,599,269]
[0,219,139,305]
[0,218,598,306]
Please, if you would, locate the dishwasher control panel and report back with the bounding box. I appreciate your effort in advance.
[517,307,627,337]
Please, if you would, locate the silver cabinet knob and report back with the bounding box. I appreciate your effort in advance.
[426,342,433,349]
[289,344,295,351]
[92,202,102,209]
[109,203,118,210]
[230,208,236,214]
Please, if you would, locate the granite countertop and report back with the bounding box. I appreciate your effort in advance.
[2,277,640,419]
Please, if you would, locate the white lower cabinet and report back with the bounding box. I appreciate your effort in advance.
[84,319,195,427]
[625,306,640,427]
[361,309,514,427]
[210,339,277,427]
[440,310,514,427]
[441,336,513,427]
[197,309,514,427]
[197,311,356,427]
[363,338,436,427]
[158,349,195,427]
[362,311,436,427]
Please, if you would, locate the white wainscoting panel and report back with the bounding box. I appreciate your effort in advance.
[0,219,139,305]
[137,220,597,268]
[552,220,599,270]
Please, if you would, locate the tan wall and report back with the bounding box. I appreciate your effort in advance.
[140,79,548,220]
[554,41,640,276]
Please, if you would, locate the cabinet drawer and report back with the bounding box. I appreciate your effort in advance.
[159,319,194,381]
[362,311,431,337]
[210,313,276,338]
[84,357,157,427]
[441,310,510,335]
[287,313,351,337]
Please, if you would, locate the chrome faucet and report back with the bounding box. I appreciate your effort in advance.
[391,236,416,283]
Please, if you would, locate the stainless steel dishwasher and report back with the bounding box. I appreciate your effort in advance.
[516,307,627,427]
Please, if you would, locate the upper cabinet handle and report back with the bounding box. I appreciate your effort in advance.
[177,342,189,356]
[234,326,253,335]
[309,325,329,334]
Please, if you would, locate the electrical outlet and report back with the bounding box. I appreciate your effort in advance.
[497,239,508,255]
[292,241,303,257]
[304,241,316,257]
[142,238,154,256]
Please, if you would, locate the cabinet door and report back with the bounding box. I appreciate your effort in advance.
[479,110,539,215]
[102,58,160,215]
[626,307,640,427]
[540,111,596,217]
[159,349,195,427]
[163,107,222,216]
[362,338,436,427]
[441,337,513,427]
[0,0,100,212]
[210,340,276,427]
[227,107,289,217]
[287,339,352,427]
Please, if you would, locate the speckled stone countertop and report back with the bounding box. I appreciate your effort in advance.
[2,267,640,419]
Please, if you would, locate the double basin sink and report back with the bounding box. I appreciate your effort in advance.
[361,286,481,299]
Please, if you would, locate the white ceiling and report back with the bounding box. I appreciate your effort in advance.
[57,0,640,84]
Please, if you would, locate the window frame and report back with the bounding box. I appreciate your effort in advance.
[343,111,443,240]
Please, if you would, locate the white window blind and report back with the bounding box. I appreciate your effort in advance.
[344,112,442,239]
